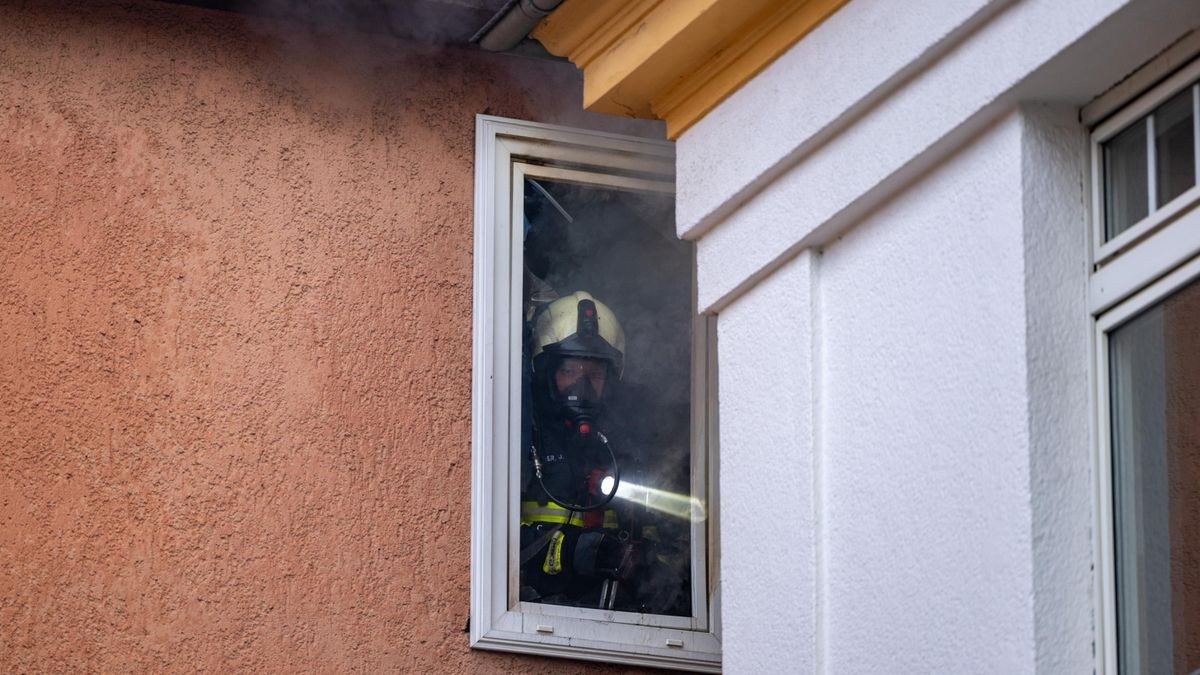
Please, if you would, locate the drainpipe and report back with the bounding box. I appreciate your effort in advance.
[472,0,564,52]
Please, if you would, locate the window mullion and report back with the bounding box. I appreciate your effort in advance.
[1193,84,1199,186]
[1146,116,1158,213]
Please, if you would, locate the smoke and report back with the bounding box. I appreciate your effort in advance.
[523,176,700,617]
[523,179,694,464]
[161,0,510,45]
[156,0,666,143]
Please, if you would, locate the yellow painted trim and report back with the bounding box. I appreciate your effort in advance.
[531,0,850,139]
[656,0,848,137]
[533,1,656,70]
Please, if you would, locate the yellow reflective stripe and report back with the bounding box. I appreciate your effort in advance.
[542,530,565,575]
[521,512,586,527]
[521,501,620,530]
[521,502,587,527]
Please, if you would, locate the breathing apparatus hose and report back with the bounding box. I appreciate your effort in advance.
[529,431,621,512]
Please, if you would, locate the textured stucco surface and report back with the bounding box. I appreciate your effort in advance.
[678,0,1194,670]
[682,0,1200,311]
[1018,105,1090,675]
[0,1,662,672]
[675,0,1001,238]
[717,251,816,675]
[711,108,1095,672]
[818,114,1036,672]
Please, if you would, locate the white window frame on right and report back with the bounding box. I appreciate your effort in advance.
[1089,53,1200,674]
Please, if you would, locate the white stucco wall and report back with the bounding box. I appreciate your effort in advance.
[1019,105,1091,674]
[818,113,1035,673]
[681,0,1200,313]
[694,0,1194,672]
[717,252,816,674]
[676,0,1004,239]
[714,110,1093,672]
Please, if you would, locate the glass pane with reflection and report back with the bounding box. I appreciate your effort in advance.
[1110,274,1200,674]
[1154,87,1196,209]
[1105,119,1150,240]
[517,176,698,617]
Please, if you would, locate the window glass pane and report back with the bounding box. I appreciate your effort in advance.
[518,176,697,617]
[1105,119,1150,240]
[1110,274,1200,674]
[1154,87,1196,208]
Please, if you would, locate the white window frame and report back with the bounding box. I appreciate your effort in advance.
[1089,57,1200,270]
[469,115,721,672]
[1088,50,1200,675]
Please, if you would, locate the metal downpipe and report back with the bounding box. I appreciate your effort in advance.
[473,0,563,52]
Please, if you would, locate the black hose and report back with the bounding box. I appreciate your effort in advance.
[530,432,621,512]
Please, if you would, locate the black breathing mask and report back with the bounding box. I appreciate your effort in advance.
[534,298,622,437]
[552,363,606,435]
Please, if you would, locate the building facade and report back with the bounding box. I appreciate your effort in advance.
[670,0,1200,672]
[5,0,1200,673]
[514,0,1200,672]
[0,1,660,672]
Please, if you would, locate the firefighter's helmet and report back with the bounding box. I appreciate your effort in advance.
[531,291,625,377]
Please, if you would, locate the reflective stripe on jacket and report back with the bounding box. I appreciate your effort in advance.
[520,501,619,530]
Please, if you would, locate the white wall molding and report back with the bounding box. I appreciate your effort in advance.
[685,0,1200,313]
[676,0,1012,241]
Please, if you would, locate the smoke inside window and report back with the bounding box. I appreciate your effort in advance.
[517,176,696,617]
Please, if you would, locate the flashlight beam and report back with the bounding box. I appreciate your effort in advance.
[609,479,706,522]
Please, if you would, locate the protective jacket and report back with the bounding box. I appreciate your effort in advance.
[519,419,631,609]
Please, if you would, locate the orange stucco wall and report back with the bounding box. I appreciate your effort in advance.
[1168,280,1200,673]
[0,1,662,671]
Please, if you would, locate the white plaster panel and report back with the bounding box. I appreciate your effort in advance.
[1018,105,1092,675]
[690,0,1200,312]
[676,0,1005,237]
[717,252,816,674]
[817,114,1036,672]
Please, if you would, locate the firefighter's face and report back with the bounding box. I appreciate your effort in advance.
[554,357,608,397]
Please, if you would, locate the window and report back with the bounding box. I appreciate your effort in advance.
[469,116,720,671]
[1091,56,1200,674]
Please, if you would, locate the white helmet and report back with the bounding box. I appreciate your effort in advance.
[531,291,625,377]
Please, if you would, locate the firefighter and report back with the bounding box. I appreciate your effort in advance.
[519,291,640,611]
